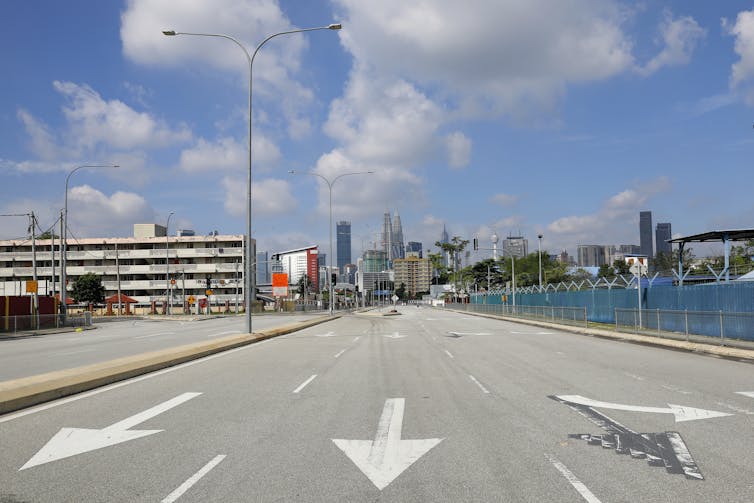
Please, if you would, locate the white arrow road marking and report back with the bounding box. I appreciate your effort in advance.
[20,392,201,470]
[161,454,226,503]
[381,332,407,339]
[555,395,732,422]
[315,331,337,337]
[332,398,443,490]
[736,391,754,399]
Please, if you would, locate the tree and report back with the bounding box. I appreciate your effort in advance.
[38,231,59,240]
[297,274,312,297]
[434,236,469,288]
[427,250,449,284]
[653,247,695,274]
[71,273,105,304]
[395,282,407,300]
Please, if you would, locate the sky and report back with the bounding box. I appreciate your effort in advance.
[2,0,754,263]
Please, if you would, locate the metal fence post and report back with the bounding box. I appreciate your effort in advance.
[656,309,661,337]
[684,309,689,342]
[634,309,638,334]
[615,308,618,331]
[719,310,725,346]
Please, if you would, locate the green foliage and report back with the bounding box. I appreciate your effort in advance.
[38,231,59,240]
[297,274,312,296]
[71,273,105,304]
[395,282,407,300]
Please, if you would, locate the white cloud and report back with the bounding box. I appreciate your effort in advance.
[490,193,519,207]
[334,0,635,119]
[16,109,64,161]
[179,136,280,173]
[222,177,296,217]
[445,131,471,169]
[724,8,754,105]
[66,185,156,237]
[547,177,671,247]
[54,81,191,151]
[638,10,705,76]
[121,0,321,138]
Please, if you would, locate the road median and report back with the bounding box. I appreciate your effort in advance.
[0,314,337,415]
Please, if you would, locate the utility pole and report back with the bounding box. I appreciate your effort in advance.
[30,212,39,329]
[116,241,121,316]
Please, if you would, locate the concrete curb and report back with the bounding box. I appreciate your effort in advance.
[449,309,754,363]
[0,314,338,415]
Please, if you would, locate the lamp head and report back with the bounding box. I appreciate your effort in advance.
[162,30,177,36]
[328,23,342,30]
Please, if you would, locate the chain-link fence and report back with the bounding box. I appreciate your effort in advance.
[0,312,92,335]
[450,303,589,328]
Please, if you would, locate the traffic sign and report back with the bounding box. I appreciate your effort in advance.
[205,289,213,296]
[25,280,38,294]
[187,295,196,304]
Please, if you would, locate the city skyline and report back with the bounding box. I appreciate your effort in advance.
[2,1,754,262]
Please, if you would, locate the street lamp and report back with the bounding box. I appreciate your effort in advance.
[61,164,119,320]
[538,233,543,292]
[166,211,174,315]
[163,22,341,333]
[289,170,373,315]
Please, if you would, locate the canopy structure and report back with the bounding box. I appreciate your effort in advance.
[668,229,754,283]
[105,293,137,315]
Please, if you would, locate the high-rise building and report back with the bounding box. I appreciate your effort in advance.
[656,222,672,255]
[503,235,528,258]
[577,245,607,267]
[640,211,654,258]
[381,212,393,261]
[391,211,405,260]
[440,224,450,267]
[336,221,351,274]
[362,249,388,272]
[393,256,432,297]
[406,241,423,258]
[256,251,270,284]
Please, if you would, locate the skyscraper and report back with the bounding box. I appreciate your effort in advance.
[381,212,393,260]
[256,251,269,284]
[639,211,654,258]
[391,211,405,259]
[503,235,528,258]
[440,224,450,267]
[656,222,672,255]
[336,221,351,274]
[406,241,423,258]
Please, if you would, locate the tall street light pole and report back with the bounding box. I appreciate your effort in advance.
[166,211,174,315]
[62,164,118,321]
[163,23,341,333]
[289,170,373,315]
[538,233,543,292]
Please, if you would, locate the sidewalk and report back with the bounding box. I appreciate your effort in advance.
[452,309,754,364]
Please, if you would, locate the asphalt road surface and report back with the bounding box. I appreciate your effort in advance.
[1,307,752,502]
[0,314,326,380]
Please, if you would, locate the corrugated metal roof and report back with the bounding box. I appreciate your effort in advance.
[667,229,754,243]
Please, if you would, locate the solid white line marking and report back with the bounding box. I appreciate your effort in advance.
[161,454,226,503]
[736,391,754,399]
[293,374,317,393]
[444,350,454,359]
[546,453,602,503]
[0,333,291,424]
[334,349,346,358]
[468,375,490,394]
[353,336,361,342]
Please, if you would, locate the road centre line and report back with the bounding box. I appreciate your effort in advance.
[293,374,318,394]
[0,333,292,424]
[353,336,361,343]
[444,350,454,359]
[334,349,346,358]
[161,454,226,503]
[545,453,602,503]
[468,375,490,394]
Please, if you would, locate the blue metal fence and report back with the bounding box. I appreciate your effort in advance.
[471,281,754,341]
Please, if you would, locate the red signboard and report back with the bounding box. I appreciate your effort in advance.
[272,272,289,297]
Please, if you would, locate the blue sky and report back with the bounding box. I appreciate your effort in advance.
[2,0,754,262]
